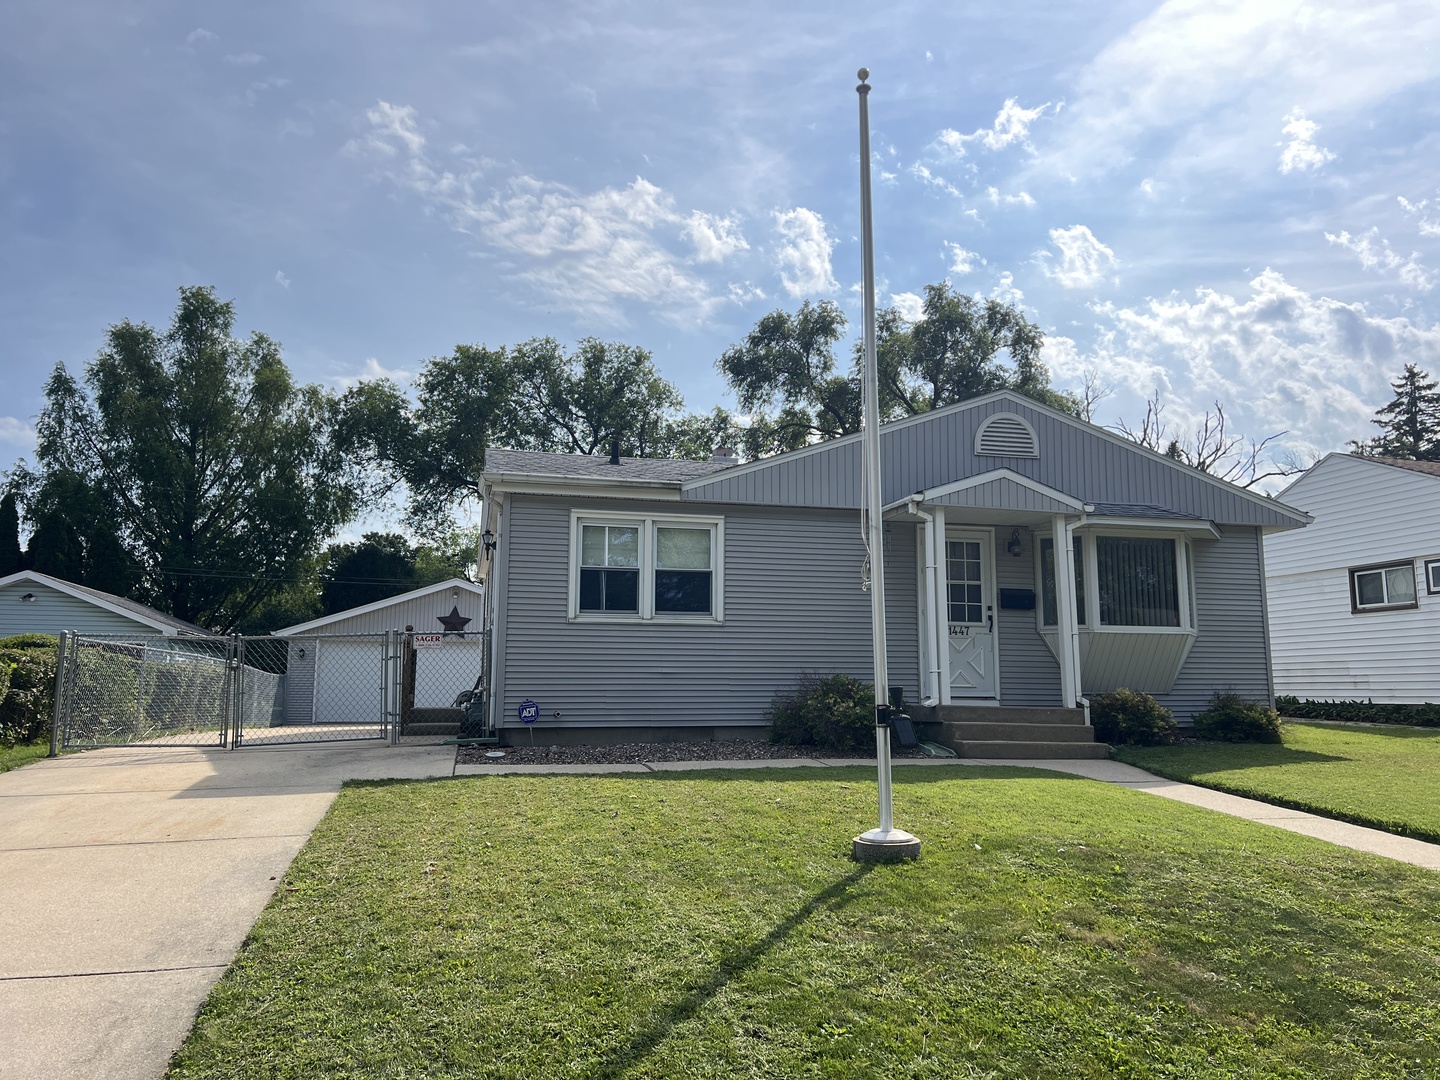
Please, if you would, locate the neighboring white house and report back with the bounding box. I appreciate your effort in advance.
[1265,454,1440,703]
[272,578,485,726]
[0,570,213,639]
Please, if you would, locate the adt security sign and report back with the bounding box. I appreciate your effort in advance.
[518,699,540,724]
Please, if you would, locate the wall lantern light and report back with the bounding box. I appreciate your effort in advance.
[1006,529,1024,558]
[481,528,497,556]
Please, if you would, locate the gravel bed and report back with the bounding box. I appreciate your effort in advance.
[455,739,924,766]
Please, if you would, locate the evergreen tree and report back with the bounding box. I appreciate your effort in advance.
[0,492,21,576]
[1361,364,1440,461]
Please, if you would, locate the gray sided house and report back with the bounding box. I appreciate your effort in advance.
[478,391,1310,744]
[0,570,213,639]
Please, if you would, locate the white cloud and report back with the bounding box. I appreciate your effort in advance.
[684,212,749,263]
[185,28,217,47]
[350,101,738,324]
[1039,225,1117,289]
[772,207,838,297]
[945,243,983,275]
[347,100,427,159]
[936,98,1055,156]
[224,52,264,66]
[0,417,36,448]
[985,186,1035,207]
[1324,229,1433,291]
[1398,193,1440,238]
[477,176,724,323]
[1278,109,1335,174]
[332,358,416,389]
[909,162,963,199]
[890,291,925,321]
[990,271,1024,307]
[1048,0,1440,177]
[1045,269,1440,466]
[274,270,291,289]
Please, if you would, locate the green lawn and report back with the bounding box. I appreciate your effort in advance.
[1115,722,1440,843]
[168,765,1440,1079]
[0,741,51,773]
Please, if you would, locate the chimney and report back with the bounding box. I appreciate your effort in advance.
[710,446,738,465]
[609,437,621,465]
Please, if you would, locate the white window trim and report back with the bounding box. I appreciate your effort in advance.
[1036,528,1196,635]
[1425,558,1440,596]
[1349,560,1418,613]
[567,509,724,624]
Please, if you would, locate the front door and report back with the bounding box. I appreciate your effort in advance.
[945,529,998,699]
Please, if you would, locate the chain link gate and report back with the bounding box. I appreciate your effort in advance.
[53,628,494,751]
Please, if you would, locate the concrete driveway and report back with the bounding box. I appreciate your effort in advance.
[0,742,455,1080]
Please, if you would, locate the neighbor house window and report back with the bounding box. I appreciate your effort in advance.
[1038,536,1086,626]
[1350,561,1417,613]
[1426,558,1440,595]
[571,512,723,621]
[1096,536,1180,627]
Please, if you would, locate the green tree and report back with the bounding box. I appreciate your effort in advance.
[1358,364,1440,461]
[0,492,22,576]
[342,338,727,524]
[23,286,362,630]
[717,285,1079,455]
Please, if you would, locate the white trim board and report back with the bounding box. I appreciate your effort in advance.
[273,577,484,636]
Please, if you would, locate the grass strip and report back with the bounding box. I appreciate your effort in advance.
[1115,722,1440,844]
[0,741,51,773]
[169,765,1440,1079]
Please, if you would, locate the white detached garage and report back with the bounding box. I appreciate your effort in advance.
[273,578,486,727]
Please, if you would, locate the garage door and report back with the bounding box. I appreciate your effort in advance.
[313,637,386,726]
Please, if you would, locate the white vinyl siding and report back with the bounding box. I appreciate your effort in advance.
[1266,454,1440,703]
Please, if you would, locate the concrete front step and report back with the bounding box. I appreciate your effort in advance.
[912,704,1088,726]
[954,740,1111,759]
[937,721,1097,743]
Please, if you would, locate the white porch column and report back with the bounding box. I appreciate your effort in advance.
[1051,514,1078,708]
[933,506,950,705]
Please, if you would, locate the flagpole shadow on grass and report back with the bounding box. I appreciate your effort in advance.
[586,864,874,1079]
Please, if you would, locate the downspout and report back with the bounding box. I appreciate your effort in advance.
[905,496,941,706]
[1065,510,1091,726]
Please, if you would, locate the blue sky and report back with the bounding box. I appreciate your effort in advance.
[4,0,1440,514]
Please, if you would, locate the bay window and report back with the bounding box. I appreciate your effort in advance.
[570,511,723,622]
[1038,530,1193,631]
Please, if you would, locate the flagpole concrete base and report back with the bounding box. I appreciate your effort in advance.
[852,828,922,863]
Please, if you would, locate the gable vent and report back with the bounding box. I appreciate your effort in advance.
[974,413,1039,458]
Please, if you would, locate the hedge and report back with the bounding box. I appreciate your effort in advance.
[0,644,58,746]
[1275,696,1440,728]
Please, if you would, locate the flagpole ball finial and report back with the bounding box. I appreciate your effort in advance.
[857,67,869,82]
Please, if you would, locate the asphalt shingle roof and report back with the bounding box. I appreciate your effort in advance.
[1372,456,1440,479]
[483,449,734,484]
[11,571,215,636]
[1087,502,1202,520]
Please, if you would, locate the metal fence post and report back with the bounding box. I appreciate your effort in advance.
[387,628,400,746]
[48,631,70,757]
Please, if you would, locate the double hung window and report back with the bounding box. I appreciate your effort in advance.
[1350,562,1417,612]
[571,512,722,621]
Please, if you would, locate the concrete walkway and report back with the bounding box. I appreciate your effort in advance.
[457,754,1440,871]
[0,743,455,1080]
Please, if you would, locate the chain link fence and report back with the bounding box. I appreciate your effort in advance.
[53,628,494,750]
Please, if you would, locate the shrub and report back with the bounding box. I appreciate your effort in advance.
[0,633,59,650]
[1274,696,1440,728]
[1193,693,1283,743]
[0,646,58,746]
[1089,688,1177,746]
[769,673,876,754]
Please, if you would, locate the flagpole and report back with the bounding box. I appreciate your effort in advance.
[853,67,920,863]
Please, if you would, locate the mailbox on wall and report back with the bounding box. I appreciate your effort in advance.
[999,588,1036,611]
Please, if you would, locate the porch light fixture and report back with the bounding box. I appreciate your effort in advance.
[1006,529,1024,558]
[20,593,35,602]
[481,528,497,556]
